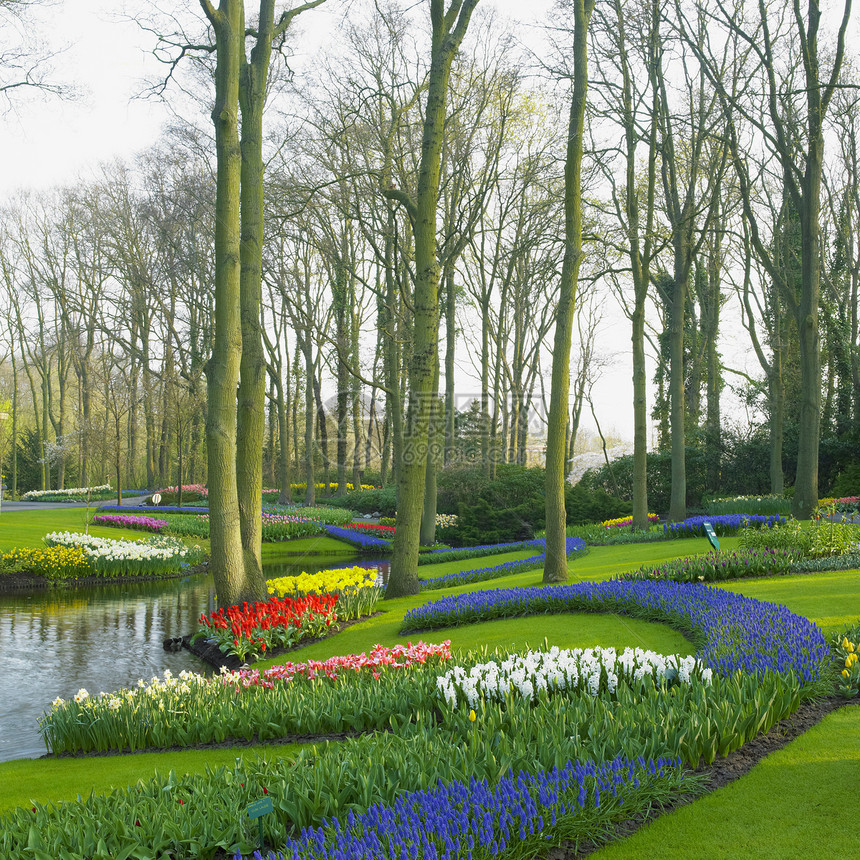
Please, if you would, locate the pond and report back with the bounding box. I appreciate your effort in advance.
[0,552,389,762]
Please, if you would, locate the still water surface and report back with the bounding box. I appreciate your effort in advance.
[0,554,388,762]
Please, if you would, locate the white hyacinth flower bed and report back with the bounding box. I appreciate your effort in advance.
[436,645,713,709]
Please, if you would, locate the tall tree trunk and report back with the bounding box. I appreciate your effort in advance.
[443,264,456,466]
[235,11,272,602]
[544,0,595,583]
[302,336,316,507]
[201,0,247,608]
[386,0,479,598]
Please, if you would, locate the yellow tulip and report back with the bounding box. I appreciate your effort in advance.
[842,669,850,679]
[469,709,476,722]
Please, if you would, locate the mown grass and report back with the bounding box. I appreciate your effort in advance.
[0,744,305,815]
[0,509,169,554]
[592,704,860,859]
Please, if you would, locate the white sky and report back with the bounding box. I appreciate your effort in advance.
[0,0,768,449]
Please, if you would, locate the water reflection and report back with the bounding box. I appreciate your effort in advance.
[0,553,389,762]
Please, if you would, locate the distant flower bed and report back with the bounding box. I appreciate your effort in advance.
[703,495,792,516]
[1,545,91,580]
[619,547,800,584]
[91,514,168,533]
[818,496,860,516]
[600,513,660,528]
[289,481,376,493]
[264,504,355,526]
[161,483,208,497]
[419,537,588,591]
[98,504,208,515]
[43,532,203,578]
[193,593,339,662]
[347,522,395,535]
[321,523,392,552]
[21,485,112,502]
[419,537,547,565]
[664,514,786,537]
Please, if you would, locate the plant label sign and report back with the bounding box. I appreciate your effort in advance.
[702,521,720,551]
[247,796,273,850]
[246,797,273,819]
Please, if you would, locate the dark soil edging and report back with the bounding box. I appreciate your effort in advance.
[0,563,208,592]
[181,612,383,672]
[545,695,859,859]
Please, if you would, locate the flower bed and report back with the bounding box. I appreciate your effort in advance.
[346,521,396,535]
[264,504,356,526]
[703,494,792,516]
[418,536,547,565]
[239,755,686,860]
[401,580,828,684]
[563,523,671,546]
[90,513,168,533]
[21,484,109,501]
[664,514,786,537]
[98,504,208,515]
[321,523,392,552]
[267,566,381,620]
[437,646,712,709]
[22,574,828,859]
[224,641,452,686]
[41,532,202,577]
[832,623,860,698]
[1,545,92,580]
[621,547,801,584]
[194,593,339,662]
[419,536,588,590]
[601,513,660,528]
[40,642,452,754]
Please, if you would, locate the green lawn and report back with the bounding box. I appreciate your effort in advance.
[0,516,856,859]
[0,508,168,553]
[592,704,860,859]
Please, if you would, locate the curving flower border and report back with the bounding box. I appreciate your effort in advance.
[418,537,588,591]
[401,579,828,685]
[321,523,392,552]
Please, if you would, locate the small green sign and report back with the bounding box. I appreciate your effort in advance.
[246,797,273,820]
[702,521,720,551]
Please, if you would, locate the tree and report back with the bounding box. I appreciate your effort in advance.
[685,0,852,518]
[383,0,480,598]
[198,0,247,607]
[543,0,596,583]
[590,0,663,529]
[0,0,68,108]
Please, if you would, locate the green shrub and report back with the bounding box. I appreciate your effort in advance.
[325,487,397,516]
[830,462,860,499]
[564,484,632,525]
[454,498,536,546]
